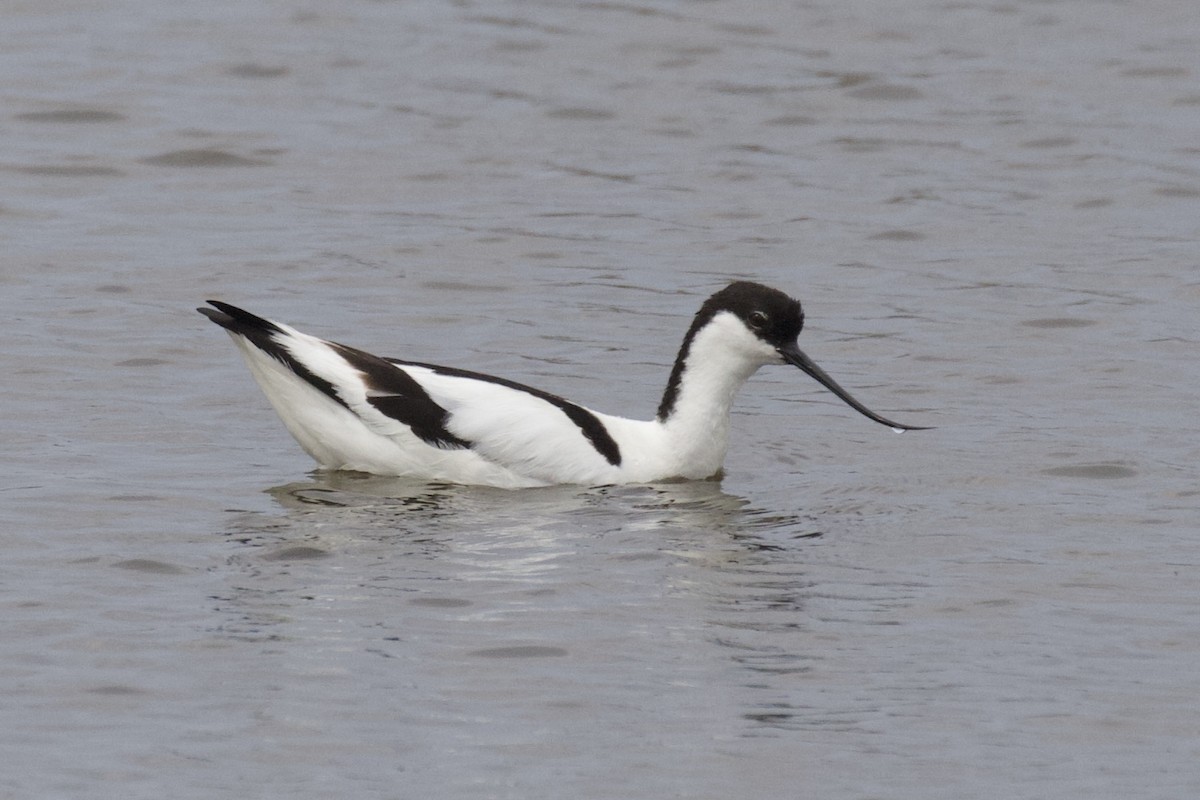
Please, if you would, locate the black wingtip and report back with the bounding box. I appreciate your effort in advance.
[205,300,241,316]
[198,300,284,337]
[197,304,230,326]
[198,301,351,411]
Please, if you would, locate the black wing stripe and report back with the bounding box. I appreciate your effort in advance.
[396,360,622,467]
[331,345,471,451]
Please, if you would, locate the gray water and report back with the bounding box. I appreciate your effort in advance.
[4,1,1200,798]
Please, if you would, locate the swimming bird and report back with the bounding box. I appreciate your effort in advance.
[199,282,928,488]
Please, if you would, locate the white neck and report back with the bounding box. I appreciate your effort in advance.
[656,313,777,477]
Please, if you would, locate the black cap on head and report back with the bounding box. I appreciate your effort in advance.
[702,281,804,348]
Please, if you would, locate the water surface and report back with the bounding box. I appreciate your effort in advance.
[4,2,1199,798]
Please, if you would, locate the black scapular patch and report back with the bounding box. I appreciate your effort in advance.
[332,345,472,451]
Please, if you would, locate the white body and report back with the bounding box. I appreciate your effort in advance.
[221,312,781,489]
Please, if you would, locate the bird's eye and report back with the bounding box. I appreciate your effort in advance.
[748,310,768,328]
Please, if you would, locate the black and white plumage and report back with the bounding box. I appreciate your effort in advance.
[198,282,928,488]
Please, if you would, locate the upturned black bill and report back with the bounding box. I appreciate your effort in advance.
[779,342,931,432]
